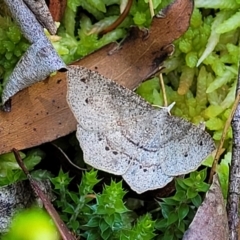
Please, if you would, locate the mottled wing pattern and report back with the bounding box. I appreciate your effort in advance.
[160,116,215,176]
[77,126,131,175]
[67,65,215,194]
[67,66,157,131]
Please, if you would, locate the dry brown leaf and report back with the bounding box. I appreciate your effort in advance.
[183,174,229,240]
[48,0,67,22]
[0,0,193,154]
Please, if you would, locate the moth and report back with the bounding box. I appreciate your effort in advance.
[67,65,215,194]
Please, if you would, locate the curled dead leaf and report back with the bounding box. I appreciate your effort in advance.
[2,0,66,110]
[2,38,66,109]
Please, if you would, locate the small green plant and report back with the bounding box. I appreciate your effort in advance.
[0,15,29,96]
[154,168,209,240]
[50,168,211,240]
[0,149,47,186]
[54,0,173,63]
[51,169,156,239]
[203,152,231,199]
[51,169,100,233]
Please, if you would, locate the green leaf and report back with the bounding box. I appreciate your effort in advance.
[152,88,164,106]
[0,151,25,163]
[161,197,179,206]
[160,203,173,218]
[63,203,75,214]
[197,168,208,182]
[136,77,160,104]
[23,149,45,171]
[133,12,147,26]
[202,155,214,167]
[217,152,231,199]
[178,204,189,220]
[99,218,109,233]
[202,105,224,119]
[95,180,128,215]
[191,194,202,207]
[175,179,188,191]
[155,218,168,230]
[172,190,187,201]
[88,0,106,12]
[70,219,79,231]
[0,153,23,176]
[186,188,198,199]
[51,169,73,190]
[85,216,100,227]
[129,214,156,239]
[206,69,234,93]
[101,227,112,240]
[177,220,186,233]
[189,171,198,179]
[11,170,26,183]
[205,117,224,130]
[112,213,124,230]
[181,178,194,187]
[68,191,79,204]
[31,170,53,180]
[104,214,114,227]
[94,204,108,215]
[79,169,100,195]
[196,182,210,192]
[167,211,179,225]
[163,228,174,240]
[86,230,101,240]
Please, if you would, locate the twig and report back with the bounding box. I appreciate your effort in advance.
[159,73,168,107]
[12,148,77,240]
[148,0,155,18]
[100,0,133,35]
[51,143,86,171]
[209,91,240,184]
[227,64,240,240]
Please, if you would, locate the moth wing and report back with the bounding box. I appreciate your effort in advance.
[67,66,155,131]
[77,125,131,175]
[161,116,215,176]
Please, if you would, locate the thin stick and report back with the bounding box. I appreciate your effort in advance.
[148,0,155,18]
[51,143,86,171]
[159,73,168,107]
[209,92,240,184]
[12,148,77,240]
[227,64,240,240]
[99,0,133,35]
